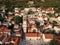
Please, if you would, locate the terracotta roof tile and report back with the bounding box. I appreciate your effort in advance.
[8,15,14,19]
[28,27,31,30]
[45,34,53,39]
[25,33,41,37]
[0,34,5,41]
[54,35,60,40]
[15,32,20,34]
[57,25,60,28]
[5,36,19,42]
[42,15,48,18]
[4,30,11,33]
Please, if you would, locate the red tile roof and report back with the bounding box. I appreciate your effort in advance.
[45,34,53,39]
[28,27,31,30]
[8,15,14,19]
[4,29,11,33]
[57,25,60,28]
[0,34,5,41]
[54,35,60,40]
[14,24,19,29]
[25,33,42,37]
[42,15,48,18]
[5,36,20,45]
[15,31,20,34]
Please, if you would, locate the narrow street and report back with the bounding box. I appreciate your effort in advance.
[19,39,49,45]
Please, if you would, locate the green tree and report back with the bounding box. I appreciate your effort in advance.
[13,16,23,24]
[28,10,34,14]
[47,13,54,17]
[35,21,40,28]
[0,14,4,22]
[44,19,49,25]
[5,1,14,12]
[54,8,60,13]
[50,39,59,45]
[53,21,58,27]
[51,30,56,34]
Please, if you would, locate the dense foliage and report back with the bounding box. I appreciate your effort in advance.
[0,14,4,22]
[50,39,59,45]
[13,16,23,24]
[0,0,60,9]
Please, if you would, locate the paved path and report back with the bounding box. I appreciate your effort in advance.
[19,39,49,45]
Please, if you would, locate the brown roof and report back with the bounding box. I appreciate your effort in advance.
[4,29,11,33]
[57,25,60,28]
[0,30,3,32]
[0,26,5,30]
[14,24,19,29]
[0,27,11,34]
[25,33,42,37]
[54,35,60,40]
[5,36,19,42]
[45,34,53,39]
[3,22,8,25]
[29,18,37,20]
[0,34,5,41]
[15,31,20,34]
[5,36,20,45]
[42,15,48,18]
[0,34,3,38]
[8,15,14,19]
[46,8,53,12]
[28,27,31,30]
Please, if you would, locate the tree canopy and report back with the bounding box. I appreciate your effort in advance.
[0,0,60,8]
[50,39,59,45]
[35,21,40,28]
[0,14,4,22]
[13,16,23,24]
